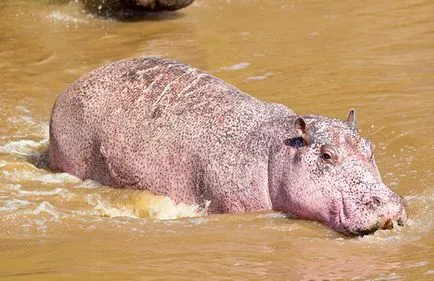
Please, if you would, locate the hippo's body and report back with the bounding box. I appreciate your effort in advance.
[49,57,407,235]
[81,0,195,17]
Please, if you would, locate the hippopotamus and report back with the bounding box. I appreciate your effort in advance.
[49,57,407,236]
[81,0,195,17]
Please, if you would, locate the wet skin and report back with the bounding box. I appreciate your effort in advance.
[49,57,407,236]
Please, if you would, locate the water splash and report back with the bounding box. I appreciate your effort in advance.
[133,191,210,220]
[1,169,80,185]
[0,198,32,212]
[2,139,47,157]
[84,190,209,221]
[47,11,88,24]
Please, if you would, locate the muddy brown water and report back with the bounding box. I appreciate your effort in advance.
[0,0,433,280]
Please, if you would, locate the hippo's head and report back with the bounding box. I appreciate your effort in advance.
[274,110,407,236]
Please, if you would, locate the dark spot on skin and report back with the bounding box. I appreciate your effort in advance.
[124,70,138,82]
[122,68,150,83]
[151,107,161,119]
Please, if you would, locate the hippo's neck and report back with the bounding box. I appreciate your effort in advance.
[260,114,305,213]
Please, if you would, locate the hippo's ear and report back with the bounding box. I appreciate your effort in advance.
[294,117,310,145]
[346,109,357,130]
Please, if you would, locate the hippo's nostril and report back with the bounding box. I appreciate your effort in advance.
[397,217,405,227]
[365,196,383,209]
[372,196,382,207]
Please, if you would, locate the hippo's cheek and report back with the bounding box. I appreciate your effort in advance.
[331,195,380,236]
[336,210,375,236]
[314,193,352,235]
[337,208,375,236]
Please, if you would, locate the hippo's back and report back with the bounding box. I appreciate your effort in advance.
[49,58,294,208]
[52,57,274,136]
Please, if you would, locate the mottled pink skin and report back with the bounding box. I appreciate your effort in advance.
[269,115,407,235]
[49,57,407,236]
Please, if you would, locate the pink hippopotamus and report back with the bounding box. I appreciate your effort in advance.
[49,57,407,236]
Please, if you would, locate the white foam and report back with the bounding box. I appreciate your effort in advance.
[36,173,80,184]
[0,121,49,168]
[1,169,81,184]
[259,212,287,219]
[1,115,49,154]
[356,227,405,244]
[405,261,429,268]
[220,62,250,71]
[0,160,8,168]
[0,199,32,212]
[28,201,60,220]
[6,108,49,137]
[16,105,30,114]
[246,72,273,81]
[3,184,22,191]
[187,217,209,225]
[76,179,102,189]
[85,192,209,221]
[18,187,73,199]
[7,115,35,126]
[88,194,138,218]
[141,197,208,220]
[47,11,88,24]
[1,139,47,157]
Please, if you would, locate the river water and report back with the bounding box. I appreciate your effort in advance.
[0,0,433,280]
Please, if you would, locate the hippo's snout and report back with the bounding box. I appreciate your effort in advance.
[366,197,407,235]
[388,194,407,226]
[340,191,407,236]
[378,205,407,230]
[397,211,407,226]
[395,202,407,226]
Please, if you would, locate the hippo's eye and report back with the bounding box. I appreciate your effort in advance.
[320,144,337,163]
[322,152,332,160]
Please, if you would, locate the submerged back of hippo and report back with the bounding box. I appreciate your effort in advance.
[49,57,294,212]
